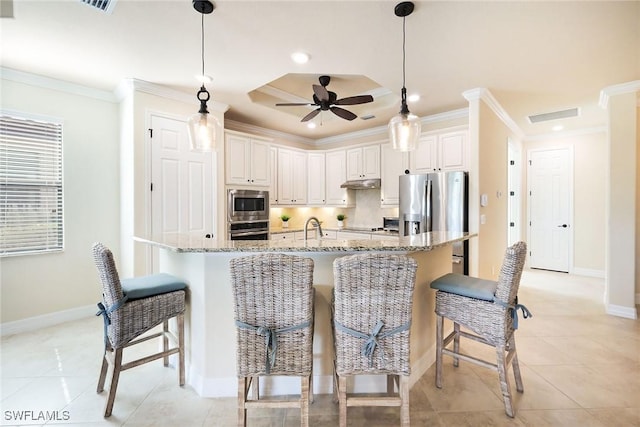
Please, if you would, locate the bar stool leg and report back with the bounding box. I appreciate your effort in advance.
[435,314,444,388]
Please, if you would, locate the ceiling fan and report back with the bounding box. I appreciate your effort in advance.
[275,75,374,122]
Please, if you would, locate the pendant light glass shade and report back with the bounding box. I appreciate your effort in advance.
[188,85,220,151]
[389,2,421,152]
[388,110,421,152]
[188,0,218,152]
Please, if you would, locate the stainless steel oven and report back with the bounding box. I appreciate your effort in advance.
[228,221,270,240]
[228,189,269,222]
[227,189,270,240]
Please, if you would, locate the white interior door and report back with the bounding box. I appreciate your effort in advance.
[150,114,214,269]
[527,147,572,272]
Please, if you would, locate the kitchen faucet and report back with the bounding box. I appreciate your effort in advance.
[304,217,323,241]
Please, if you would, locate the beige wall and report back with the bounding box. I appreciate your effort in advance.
[524,132,607,273]
[636,106,639,302]
[1,79,120,323]
[476,102,512,279]
[606,91,637,314]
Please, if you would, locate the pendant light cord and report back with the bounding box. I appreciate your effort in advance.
[402,15,406,90]
[201,13,205,78]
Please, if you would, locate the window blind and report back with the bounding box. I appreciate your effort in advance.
[0,113,63,256]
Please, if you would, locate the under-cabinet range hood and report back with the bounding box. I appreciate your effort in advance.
[340,178,381,189]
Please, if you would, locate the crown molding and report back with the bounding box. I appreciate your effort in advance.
[598,80,640,109]
[224,119,315,145]
[314,107,469,146]
[114,78,229,113]
[1,67,117,103]
[463,87,524,139]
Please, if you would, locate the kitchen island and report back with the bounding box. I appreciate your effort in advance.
[135,231,473,397]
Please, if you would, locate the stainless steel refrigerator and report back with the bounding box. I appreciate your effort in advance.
[399,171,469,274]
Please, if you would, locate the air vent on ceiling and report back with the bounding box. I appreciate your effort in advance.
[528,107,579,124]
[80,0,116,13]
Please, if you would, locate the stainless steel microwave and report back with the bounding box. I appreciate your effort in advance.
[227,189,269,223]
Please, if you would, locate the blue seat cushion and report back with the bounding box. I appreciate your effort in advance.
[430,273,496,301]
[121,273,187,300]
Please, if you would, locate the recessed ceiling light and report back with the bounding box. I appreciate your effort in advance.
[407,93,420,103]
[307,122,316,129]
[291,51,310,64]
[552,125,564,131]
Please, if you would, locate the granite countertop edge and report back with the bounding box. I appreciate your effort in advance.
[134,232,475,254]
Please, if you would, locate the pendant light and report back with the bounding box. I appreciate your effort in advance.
[188,0,220,152]
[388,1,421,152]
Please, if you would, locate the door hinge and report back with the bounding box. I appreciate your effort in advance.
[529,221,532,226]
[149,128,153,138]
[510,191,515,196]
[150,182,153,192]
[510,160,515,166]
[529,160,532,165]
[510,222,515,227]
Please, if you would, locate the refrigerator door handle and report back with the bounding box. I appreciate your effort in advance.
[426,179,432,232]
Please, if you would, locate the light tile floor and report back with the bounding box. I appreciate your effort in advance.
[1,269,638,426]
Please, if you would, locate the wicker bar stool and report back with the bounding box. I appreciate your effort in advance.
[430,241,531,417]
[91,242,186,417]
[230,253,315,427]
[332,253,418,427]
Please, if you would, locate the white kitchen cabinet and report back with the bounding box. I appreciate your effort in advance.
[375,234,400,241]
[277,147,307,205]
[307,152,326,205]
[346,145,380,180]
[438,130,468,171]
[271,232,295,241]
[336,231,372,240]
[269,146,278,205]
[410,129,468,174]
[225,131,271,186]
[325,149,353,206]
[380,143,409,206]
[319,230,337,239]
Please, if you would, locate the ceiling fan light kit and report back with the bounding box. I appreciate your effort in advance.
[389,1,421,152]
[275,75,374,123]
[188,0,221,152]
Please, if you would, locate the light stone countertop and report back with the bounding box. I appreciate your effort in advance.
[134,231,474,253]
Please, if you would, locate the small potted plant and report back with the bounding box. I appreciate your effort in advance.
[336,214,346,229]
[280,214,291,228]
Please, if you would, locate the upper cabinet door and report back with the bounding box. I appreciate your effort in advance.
[225,131,271,186]
[326,149,351,206]
[362,145,381,179]
[409,129,468,174]
[225,134,251,185]
[438,130,468,172]
[411,134,438,174]
[346,145,381,180]
[346,148,363,180]
[307,152,326,205]
[250,139,271,186]
[380,143,408,206]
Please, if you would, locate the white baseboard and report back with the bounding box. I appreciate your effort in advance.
[572,268,605,278]
[0,304,96,337]
[605,303,638,320]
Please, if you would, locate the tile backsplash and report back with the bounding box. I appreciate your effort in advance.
[270,189,398,230]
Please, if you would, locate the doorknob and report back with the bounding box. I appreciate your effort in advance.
[557,224,568,228]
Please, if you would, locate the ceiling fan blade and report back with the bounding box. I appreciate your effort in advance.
[276,102,314,106]
[312,84,329,102]
[334,95,374,106]
[301,109,321,122]
[330,106,357,121]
